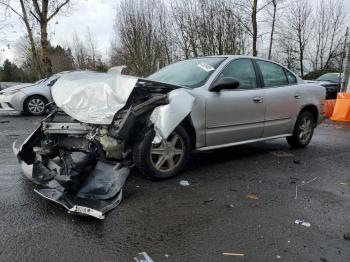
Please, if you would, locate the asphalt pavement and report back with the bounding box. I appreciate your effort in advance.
[1,110,350,262]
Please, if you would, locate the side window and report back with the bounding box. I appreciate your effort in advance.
[256,60,289,88]
[284,69,297,84]
[219,59,257,89]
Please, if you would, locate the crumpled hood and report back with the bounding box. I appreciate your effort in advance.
[51,71,138,125]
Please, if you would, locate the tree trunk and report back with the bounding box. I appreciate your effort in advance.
[40,22,52,77]
[252,0,258,56]
[268,0,276,60]
[19,0,44,77]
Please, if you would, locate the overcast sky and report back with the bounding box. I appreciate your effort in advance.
[1,0,350,64]
[0,0,119,63]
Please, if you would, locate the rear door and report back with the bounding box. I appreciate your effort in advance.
[205,58,266,146]
[254,59,302,137]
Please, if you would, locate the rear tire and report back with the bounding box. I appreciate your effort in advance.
[287,111,315,148]
[24,95,48,116]
[133,126,191,180]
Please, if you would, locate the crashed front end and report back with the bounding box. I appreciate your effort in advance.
[14,71,191,219]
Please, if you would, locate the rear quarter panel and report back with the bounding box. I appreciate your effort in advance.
[299,82,326,125]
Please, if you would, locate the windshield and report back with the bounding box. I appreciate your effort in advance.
[148,57,226,88]
[317,73,342,83]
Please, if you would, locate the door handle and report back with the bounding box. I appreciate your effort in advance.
[294,94,301,99]
[253,96,264,103]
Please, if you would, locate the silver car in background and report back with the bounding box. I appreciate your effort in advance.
[15,56,325,218]
[0,73,64,115]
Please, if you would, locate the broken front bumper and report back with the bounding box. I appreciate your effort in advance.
[14,126,130,219]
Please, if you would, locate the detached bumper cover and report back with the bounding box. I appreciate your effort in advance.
[14,127,130,219]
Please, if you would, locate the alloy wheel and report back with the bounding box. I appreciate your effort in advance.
[150,133,185,172]
[298,117,312,144]
[28,98,45,114]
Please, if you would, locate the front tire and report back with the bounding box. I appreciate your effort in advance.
[133,126,191,180]
[287,111,315,148]
[24,95,47,116]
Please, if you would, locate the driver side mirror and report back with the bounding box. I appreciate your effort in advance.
[209,77,240,92]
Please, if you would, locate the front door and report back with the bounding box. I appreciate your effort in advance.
[205,58,266,147]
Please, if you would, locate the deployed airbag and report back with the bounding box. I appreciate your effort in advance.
[51,71,138,125]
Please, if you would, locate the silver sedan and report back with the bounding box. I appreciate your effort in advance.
[0,73,63,115]
[15,55,326,218]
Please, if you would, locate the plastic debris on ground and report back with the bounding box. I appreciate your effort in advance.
[295,219,311,227]
[222,252,245,256]
[246,193,259,200]
[179,180,190,186]
[134,252,154,262]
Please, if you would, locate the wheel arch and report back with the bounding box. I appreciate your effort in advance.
[298,104,319,125]
[179,115,196,150]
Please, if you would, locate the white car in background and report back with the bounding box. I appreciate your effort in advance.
[0,73,65,115]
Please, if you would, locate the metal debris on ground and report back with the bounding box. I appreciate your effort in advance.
[295,219,311,227]
[270,150,294,157]
[134,252,154,262]
[276,255,282,259]
[222,252,245,256]
[340,182,348,186]
[295,177,319,199]
[179,180,190,186]
[343,233,350,240]
[203,198,214,204]
[247,193,259,200]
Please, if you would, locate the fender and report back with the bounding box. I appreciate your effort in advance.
[150,89,195,139]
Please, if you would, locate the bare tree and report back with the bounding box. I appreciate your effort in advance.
[310,0,346,71]
[0,0,71,77]
[172,0,247,58]
[286,0,312,77]
[267,0,277,59]
[235,0,273,56]
[112,0,172,76]
[85,28,98,70]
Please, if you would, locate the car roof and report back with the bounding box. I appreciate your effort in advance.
[205,55,290,66]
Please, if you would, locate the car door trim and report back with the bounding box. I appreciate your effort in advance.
[206,119,265,129]
[196,134,292,151]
